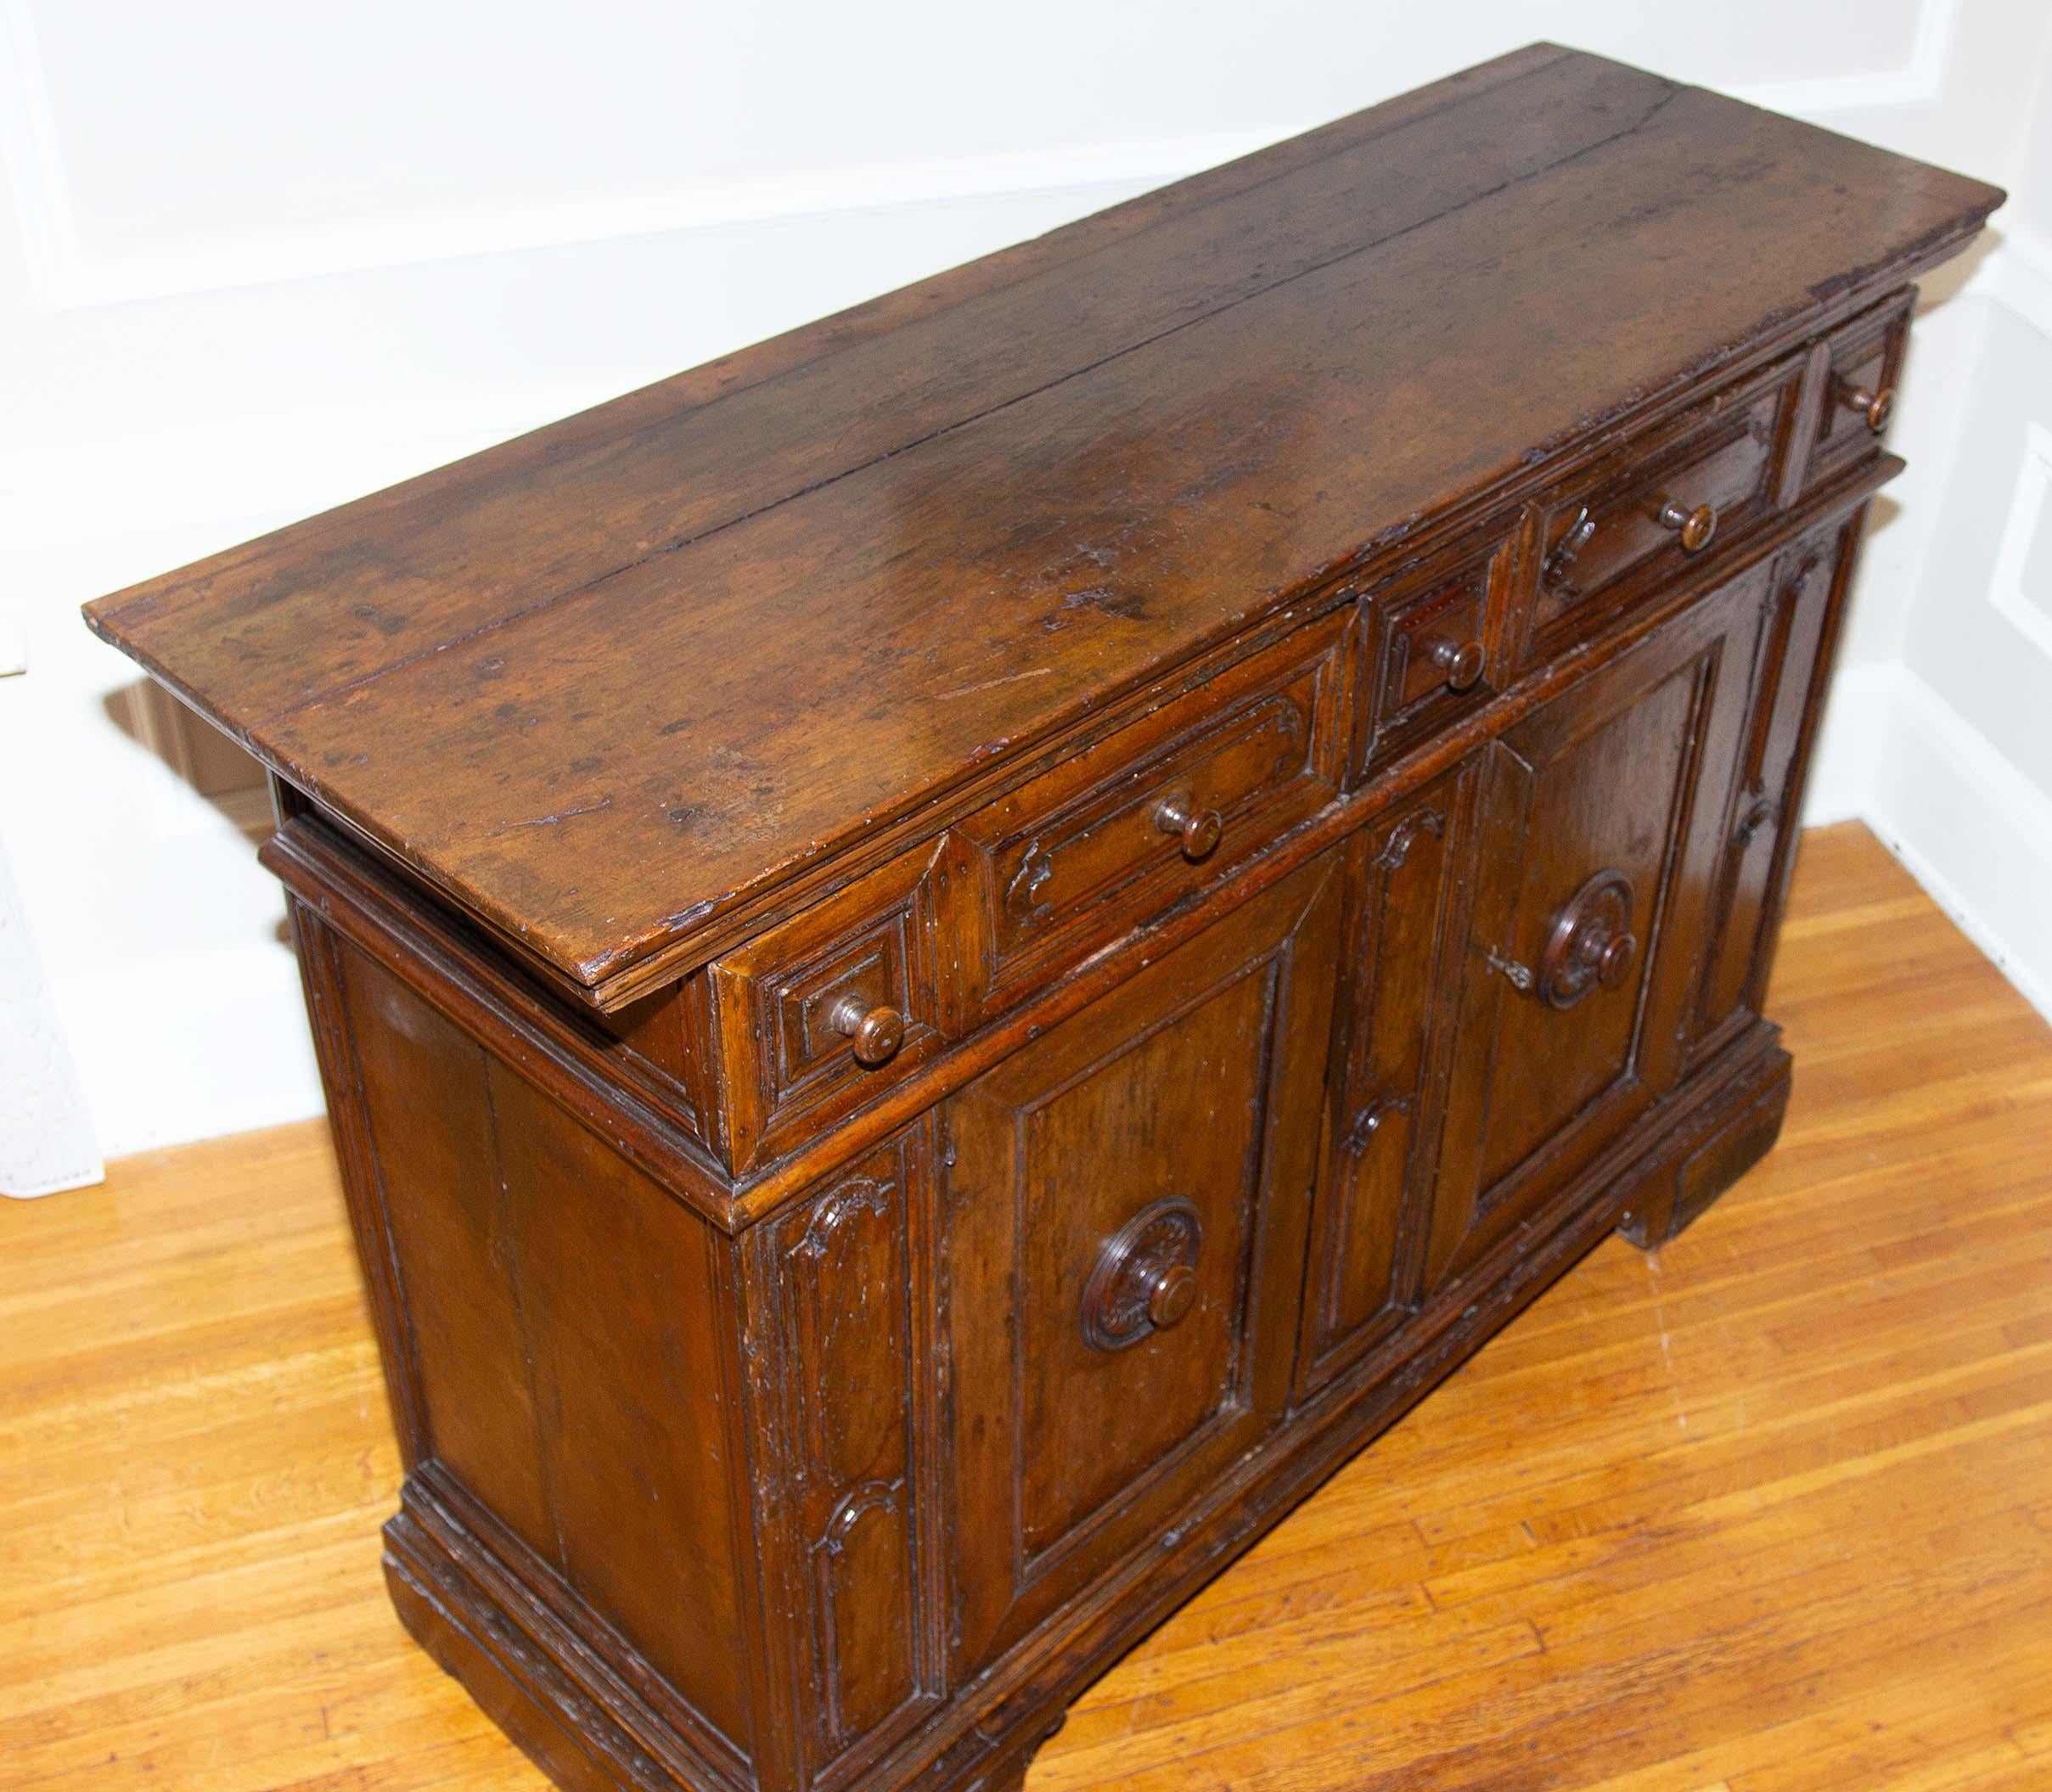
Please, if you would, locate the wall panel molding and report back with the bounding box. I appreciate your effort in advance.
[0,0,1955,315]
[1964,224,2052,342]
[1986,419,2052,664]
[1859,666,2052,1023]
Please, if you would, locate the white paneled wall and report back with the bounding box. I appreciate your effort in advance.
[3,1,2049,1160]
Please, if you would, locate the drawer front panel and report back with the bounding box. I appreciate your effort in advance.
[963,612,1351,1010]
[1524,362,1802,664]
[1356,531,1515,775]
[1802,291,1910,496]
[940,852,1342,1675]
[711,837,970,1170]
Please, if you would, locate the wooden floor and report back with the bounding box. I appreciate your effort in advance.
[4,822,2050,1792]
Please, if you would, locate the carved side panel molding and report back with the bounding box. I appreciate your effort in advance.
[758,1135,940,1784]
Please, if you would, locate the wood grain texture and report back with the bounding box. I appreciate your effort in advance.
[81,49,2000,1003]
[6,823,2049,1791]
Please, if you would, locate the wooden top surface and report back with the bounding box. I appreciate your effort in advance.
[84,45,2001,1005]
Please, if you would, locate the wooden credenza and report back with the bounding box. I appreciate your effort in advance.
[85,47,2001,1792]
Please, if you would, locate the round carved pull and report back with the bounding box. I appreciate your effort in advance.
[1538,870,1638,1010]
[1080,1197,1202,1351]
[830,997,904,1067]
[1839,380,1894,433]
[1153,790,1223,862]
[1656,500,1718,553]
[1431,638,1486,692]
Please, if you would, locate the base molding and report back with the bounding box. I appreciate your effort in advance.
[385,1510,696,1792]
[1617,1027,1792,1248]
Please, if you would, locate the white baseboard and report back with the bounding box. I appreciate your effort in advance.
[1801,660,1896,829]
[1813,665,2052,1025]
[50,942,324,1159]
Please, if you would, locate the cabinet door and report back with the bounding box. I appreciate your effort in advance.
[1423,567,1762,1292]
[1692,514,1864,1053]
[939,850,1343,1677]
[1296,763,1476,1394]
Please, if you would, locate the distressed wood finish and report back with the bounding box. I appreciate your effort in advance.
[11,826,2052,1792]
[79,47,2001,1792]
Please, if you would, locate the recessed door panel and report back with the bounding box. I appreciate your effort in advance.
[940,851,1343,1675]
[1425,567,1762,1292]
[1297,763,1476,1394]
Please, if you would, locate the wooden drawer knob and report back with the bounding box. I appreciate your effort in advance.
[1656,500,1718,553]
[1538,869,1637,1009]
[830,997,904,1067]
[1838,380,1894,433]
[1081,1198,1203,1351]
[1430,638,1486,692]
[1146,1262,1197,1329]
[1153,790,1223,862]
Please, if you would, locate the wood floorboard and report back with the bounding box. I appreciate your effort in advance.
[1,822,2047,1790]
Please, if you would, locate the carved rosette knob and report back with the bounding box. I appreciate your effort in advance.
[1153,790,1223,862]
[1538,870,1638,1009]
[830,997,905,1067]
[1656,500,1718,553]
[1080,1198,1203,1351]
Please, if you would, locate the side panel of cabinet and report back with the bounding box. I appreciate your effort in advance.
[938,851,1345,1677]
[1296,761,1477,1393]
[301,919,757,1771]
[1424,567,1762,1292]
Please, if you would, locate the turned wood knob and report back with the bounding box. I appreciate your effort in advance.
[1153,790,1223,862]
[1146,1262,1197,1330]
[1656,500,1718,553]
[1838,381,1894,433]
[830,997,904,1067]
[1430,638,1486,692]
[1598,931,1637,989]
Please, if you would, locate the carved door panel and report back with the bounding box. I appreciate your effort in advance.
[1423,568,1762,1293]
[1691,515,1864,1052]
[939,850,1344,1677]
[1295,762,1478,1396]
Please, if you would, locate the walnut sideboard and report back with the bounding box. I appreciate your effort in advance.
[85,46,2002,1792]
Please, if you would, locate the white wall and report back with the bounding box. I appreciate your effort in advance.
[2,1,2048,1161]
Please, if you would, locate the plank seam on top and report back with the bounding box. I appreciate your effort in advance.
[247,58,1661,729]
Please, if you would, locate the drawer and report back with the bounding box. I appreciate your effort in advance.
[1520,358,1804,665]
[1800,290,1910,497]
[1356,528,1517,775]
[959,611,1352,1009]
[708,836,970,1170]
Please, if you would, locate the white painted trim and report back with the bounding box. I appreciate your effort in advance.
[1836,666,2052,1024]
[1723,0,1955,116]
[0,386,611,549]
[1800,660,1894,829]
[0,0,1956,314]
[1963,225,2052,343]
[1985,420,2052,664]
[49,942,324,1157]
[0,837,102,1195]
